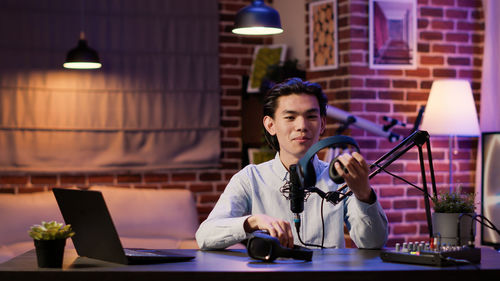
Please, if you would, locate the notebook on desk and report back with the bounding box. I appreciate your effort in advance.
[52,188,195,265]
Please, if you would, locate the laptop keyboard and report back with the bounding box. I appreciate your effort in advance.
[122,248,195,263]
[124,248,165,257]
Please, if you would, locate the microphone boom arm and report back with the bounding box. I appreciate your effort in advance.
[304,130,438,238]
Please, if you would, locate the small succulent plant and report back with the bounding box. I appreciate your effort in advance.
[432,191,475,213]
[28,221,75,240]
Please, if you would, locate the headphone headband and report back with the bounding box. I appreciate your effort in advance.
[297,135,359,188]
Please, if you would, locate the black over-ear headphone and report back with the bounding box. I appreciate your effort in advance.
[296,135,360,187]
[247,231,313,262]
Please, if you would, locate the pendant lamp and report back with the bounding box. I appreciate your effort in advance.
[63,0,101,69]
[63,32,102,69]
[232,0,283,35]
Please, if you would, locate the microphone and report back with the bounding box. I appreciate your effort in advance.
[289,164,304,214]
[326,105,400,142]
[289,164,305,241]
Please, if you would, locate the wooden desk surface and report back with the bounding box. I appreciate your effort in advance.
[1,248,499,281]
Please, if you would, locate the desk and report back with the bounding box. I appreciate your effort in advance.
[1,248,499,281]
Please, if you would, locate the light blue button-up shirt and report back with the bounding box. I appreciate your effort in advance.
[196,153,388,250]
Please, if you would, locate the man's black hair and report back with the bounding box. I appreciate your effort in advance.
[263,78,328,151]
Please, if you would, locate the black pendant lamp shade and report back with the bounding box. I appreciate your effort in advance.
[232,0,283,35]
[63,33,102,69]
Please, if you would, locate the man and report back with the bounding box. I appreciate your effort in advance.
[196,78,387,250]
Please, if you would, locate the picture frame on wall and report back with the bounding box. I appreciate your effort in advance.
[369,0,417,69]
[247,44,287,93]
[309,0,338,71]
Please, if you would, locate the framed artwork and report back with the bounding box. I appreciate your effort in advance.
[369,0,417,69]
[247,44,287,93]
[309,0,338,71]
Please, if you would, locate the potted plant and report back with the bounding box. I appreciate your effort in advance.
[431,190,476,246]
[28,221,75,268]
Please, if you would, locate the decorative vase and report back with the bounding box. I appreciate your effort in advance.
[34,239,67,268]
[432,212,476,246]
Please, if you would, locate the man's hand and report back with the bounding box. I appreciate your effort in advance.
[244,214,294,248]
[334,151,375,204]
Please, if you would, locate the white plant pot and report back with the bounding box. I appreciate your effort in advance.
[432,212,475,246]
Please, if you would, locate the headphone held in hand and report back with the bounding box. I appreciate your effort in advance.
[296,135,360,187]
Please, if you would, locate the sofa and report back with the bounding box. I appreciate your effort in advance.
[0,186,199,263]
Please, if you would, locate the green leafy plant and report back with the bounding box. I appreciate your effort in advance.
[28,221,75,240]
[259,59,306,94]
[432,191,475,213]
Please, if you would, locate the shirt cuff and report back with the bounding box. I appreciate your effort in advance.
[232,215,253,241]
[358,188,377,205]
[353,189,379,212]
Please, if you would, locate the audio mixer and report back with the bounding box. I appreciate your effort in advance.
[380,242,481,266]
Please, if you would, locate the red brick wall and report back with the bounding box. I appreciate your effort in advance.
[305,0,483,246]
[0,0,484,246]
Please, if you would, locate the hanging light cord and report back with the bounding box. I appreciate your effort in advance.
[80,0,85,39]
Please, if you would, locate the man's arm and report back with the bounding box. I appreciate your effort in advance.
[335,151,388,248]
[344,195,388,249]
[196,166,295,250]
[244,214,294,249]
[195,173,252,250]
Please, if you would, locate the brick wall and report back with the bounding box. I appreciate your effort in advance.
[305,0,483,246]
[0,0,484,245]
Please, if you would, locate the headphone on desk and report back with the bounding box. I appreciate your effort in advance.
[296,135,360,187]
[246,231,313,262]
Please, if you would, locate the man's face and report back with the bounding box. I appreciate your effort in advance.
[263,93,326,166]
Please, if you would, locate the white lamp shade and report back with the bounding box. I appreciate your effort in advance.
[421,79,480,136]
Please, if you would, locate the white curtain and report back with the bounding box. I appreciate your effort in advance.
[0,0,220,172]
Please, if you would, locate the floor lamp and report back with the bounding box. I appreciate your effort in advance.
[420,80,480,192]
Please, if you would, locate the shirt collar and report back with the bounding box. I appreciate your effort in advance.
[271,152,321,182]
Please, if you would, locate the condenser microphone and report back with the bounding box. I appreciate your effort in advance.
[289,164,304,214]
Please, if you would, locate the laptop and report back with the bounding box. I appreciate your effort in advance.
[52,188,195,265]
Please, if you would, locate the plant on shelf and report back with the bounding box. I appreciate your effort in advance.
[432,190,475,213]
[28,221,75,240]
[259,59,306,94]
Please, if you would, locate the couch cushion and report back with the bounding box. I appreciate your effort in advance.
[0,241,33,263]
[0,191,63,246]
[89,186,199,240]
[0,187,200,263]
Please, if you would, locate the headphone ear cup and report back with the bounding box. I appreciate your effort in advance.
[329,157,346,184]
